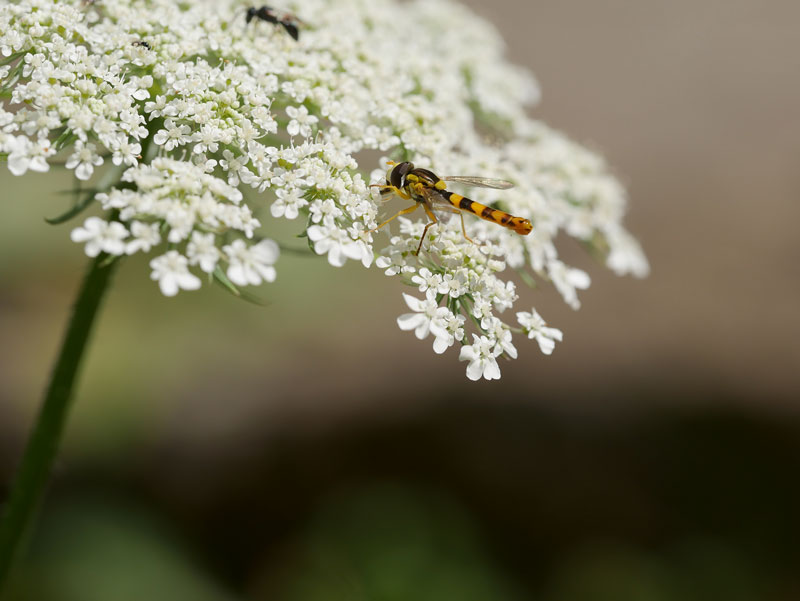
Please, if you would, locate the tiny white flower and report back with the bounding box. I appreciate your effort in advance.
[432,309,465,354]
[459,335,503,381]
[396,293,449,341]
[153,118,191,151]
[375,252,414,277]
[309,198,343,224]
[307,223,363,267]
[516,309,563,355]
[149,250,202,297]
[70,217,129,257]
[286,105,318,138]
[548,260,591,310]
[411,267,442,294]
[491,280,517,312]
[345,223,375,268]
[471,296,494,322]
[125,221,161,255]
[270,188,308,220]
[481,316,518,359]
[186,231,220,273]
[219,149,248,186]
[65,141,104,181]
[110,138,142,167]
[192,123,223,154]
[7,136,54,176]
[144,95,171,118]
[604,225,651,278]
[438,270,469,298]
[223,238,279,286]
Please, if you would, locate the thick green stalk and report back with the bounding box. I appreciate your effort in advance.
[0,253,119,591]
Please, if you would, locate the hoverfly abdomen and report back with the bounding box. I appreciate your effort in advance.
[480,206,496,220]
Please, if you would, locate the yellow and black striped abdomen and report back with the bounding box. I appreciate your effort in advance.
[441,190,533,235]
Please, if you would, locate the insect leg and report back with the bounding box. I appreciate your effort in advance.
[458,212,477,245]
[370,203,419,234]
[415,204,440,256]
[369,183,411,200]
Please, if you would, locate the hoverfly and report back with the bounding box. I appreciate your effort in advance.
[370,161,532,255]
[245,5,304,41]
[131,40,151,50]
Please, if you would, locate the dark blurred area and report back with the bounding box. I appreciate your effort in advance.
[1,0,799,599]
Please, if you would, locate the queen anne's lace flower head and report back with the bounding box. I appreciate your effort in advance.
[1,0,648,380]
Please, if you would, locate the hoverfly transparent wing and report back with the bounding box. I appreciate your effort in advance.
[419,186,459,214]
[440,176,514,190]
[419,186,478,247]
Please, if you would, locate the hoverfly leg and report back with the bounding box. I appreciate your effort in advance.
[415,205,440,256]
[369,203,419,234]
[369,183,411,200]
[458,212,477,246]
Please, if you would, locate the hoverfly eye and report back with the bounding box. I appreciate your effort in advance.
[390,162,413,189]
[389,166,402,189]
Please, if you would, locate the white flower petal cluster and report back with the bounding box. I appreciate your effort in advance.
[1,0,647,381]
[517,309,563,355]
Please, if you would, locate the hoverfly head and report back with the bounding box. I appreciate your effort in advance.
[389,161,414,189]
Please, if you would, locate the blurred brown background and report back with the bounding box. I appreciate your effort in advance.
[1,1,799,600]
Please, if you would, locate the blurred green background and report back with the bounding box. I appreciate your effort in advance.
[2,0,800,599]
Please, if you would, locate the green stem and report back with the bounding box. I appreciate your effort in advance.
[0,253,119,592]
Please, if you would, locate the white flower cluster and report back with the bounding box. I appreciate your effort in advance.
[1,0,648,380]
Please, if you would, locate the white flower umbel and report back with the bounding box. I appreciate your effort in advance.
[1,0,647,381]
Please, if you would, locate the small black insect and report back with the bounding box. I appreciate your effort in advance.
[131,40,151,50]
[245,5,302,41]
